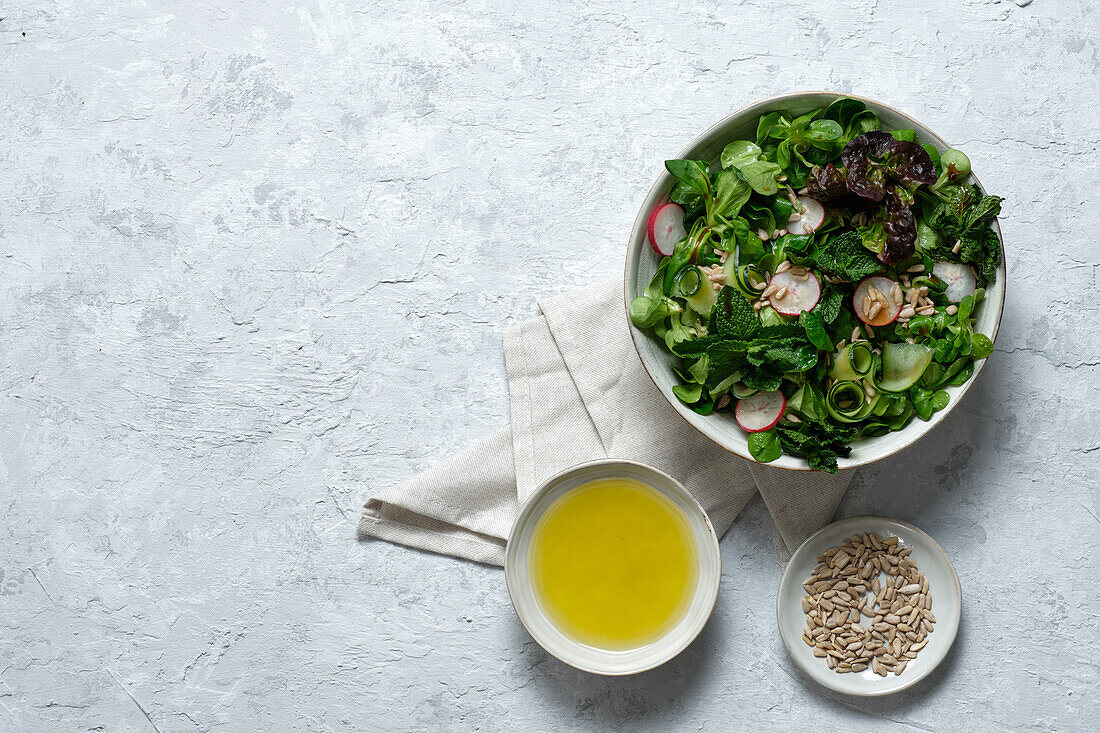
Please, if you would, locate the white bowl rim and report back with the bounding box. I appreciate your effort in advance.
[623,90,1006,471]
[775,514,962,696]
[503,458,722,676]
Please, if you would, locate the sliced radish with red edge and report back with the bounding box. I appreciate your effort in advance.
[769,270,821,315]
[932,261,977,303]
[786,196,825,236]
[647,202,686,256]
[735,390,786,433]
[853,275,902,326]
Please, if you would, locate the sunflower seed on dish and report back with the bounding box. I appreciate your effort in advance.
[799,532,934,677]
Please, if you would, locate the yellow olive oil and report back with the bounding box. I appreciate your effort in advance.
[529,478,699,650]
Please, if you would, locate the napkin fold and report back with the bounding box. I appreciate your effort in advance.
[359,279,853,564]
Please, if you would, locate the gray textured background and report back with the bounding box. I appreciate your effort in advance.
[1,1,1097,731]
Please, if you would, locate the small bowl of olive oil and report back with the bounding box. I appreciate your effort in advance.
[505,460,721,675]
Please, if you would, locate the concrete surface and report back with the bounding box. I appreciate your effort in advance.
[1,1,1097,731]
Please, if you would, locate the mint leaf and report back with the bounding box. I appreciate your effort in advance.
[816,231,883,281]
[813,285,844,324]
[671,335,718,358]
[959,226,1000,285]
[704,340,748,390]
[924,184,1003,285]
[776,422,857,474]
[747,339,819,372]
[739,365,783,392]
[962,192,1003,230]
[756,324,805,340]
[711,287,760,340]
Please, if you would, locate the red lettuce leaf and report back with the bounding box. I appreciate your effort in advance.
[881,187,917,264]
[806,162,851,203]
[841,131,937,202]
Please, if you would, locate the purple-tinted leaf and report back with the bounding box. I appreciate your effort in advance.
[881,187,917,264]
[841,132,937,202]
[861,130,898,158]
[883,142,937,186]
[807,162,852,203]
[841,133,889,200]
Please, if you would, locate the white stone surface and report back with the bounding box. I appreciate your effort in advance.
[1,1,1097,730]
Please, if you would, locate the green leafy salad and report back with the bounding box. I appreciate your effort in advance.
[630,96,1003,472]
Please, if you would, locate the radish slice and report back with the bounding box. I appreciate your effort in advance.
[852,275,902,326]
[768,270,821,315]
[786,196,825,235]
[932,261,977,302]
[647,203,686,256]
[735,390,786,433]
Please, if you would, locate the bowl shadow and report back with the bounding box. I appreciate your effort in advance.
[506,607,723,726]
[837,307,1017,526]
[787,616,966,720]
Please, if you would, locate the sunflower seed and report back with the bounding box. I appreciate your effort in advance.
[800,532,932,678]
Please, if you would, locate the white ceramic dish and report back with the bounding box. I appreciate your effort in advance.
[624,91,1006,470]
[776,515,961,696]
[504,460,721,676]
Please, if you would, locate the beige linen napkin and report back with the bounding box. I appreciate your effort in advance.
[359,279,853,564]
